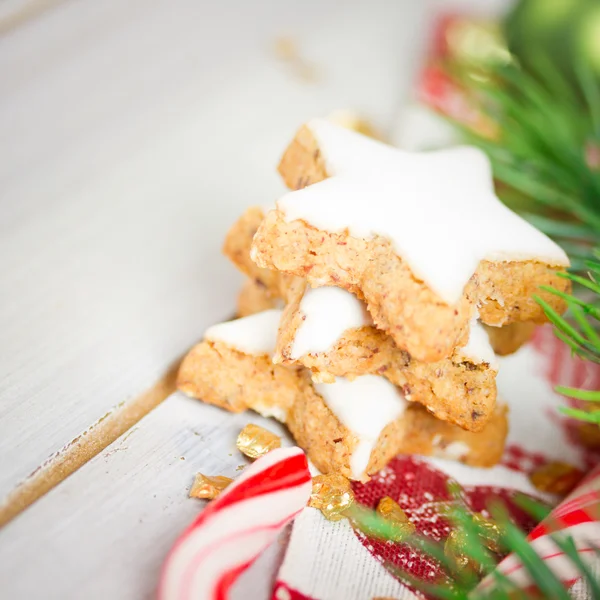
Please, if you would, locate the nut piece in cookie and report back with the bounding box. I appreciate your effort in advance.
[275,282,498,432]
[253,119,570,362]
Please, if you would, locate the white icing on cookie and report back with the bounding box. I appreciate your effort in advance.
[204,309,282,357]
[277,119,568,305]
[291,286,497,367]
[314,376,407,480]
[457,319,498,369]
[291,287,370,359]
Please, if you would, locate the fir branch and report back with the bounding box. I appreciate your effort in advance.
[488,503,570,600]
[347,491,596,599]
[448,61,600,255]
[537,253,600,425]
[449,58,600,426]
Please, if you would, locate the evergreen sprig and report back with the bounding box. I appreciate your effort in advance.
[450,60,600,271]
[447,58,600,426]
[348,491,599,599]
[385,29,600,600]
[537,250,600,425]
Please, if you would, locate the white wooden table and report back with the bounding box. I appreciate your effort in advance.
[0,1,433,597]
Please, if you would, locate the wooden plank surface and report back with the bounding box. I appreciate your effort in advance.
[0,392,293,599]
[0,0,426,517]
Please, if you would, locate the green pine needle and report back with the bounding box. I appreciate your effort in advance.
[560,271,600,296]
[448,60,600,249]
[534,295,593,349]
[550,534,600,600]
[538,286,600,321]
[422,38,600,600]
[570,304,600,345]
[346,491,595,599]
[513,494,552,522]
[489,504,571,600]
[556,386,600,402]
[559,406,600,424]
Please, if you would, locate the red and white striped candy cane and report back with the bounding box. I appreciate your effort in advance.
[478,464,600,595]
[159,447,312,600]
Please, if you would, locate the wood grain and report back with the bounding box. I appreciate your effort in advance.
[0,362,179,527]
[0,393,292,600]
[0,0,424,519]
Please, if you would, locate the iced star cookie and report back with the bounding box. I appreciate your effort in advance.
[223,206,298,301]
[177,311,508,480]
[287,375,406,481]
[225,207,532,356]
[275,282,497,432]
[177,309,308,422]
[252,119,570,362]
[286,375,508,481]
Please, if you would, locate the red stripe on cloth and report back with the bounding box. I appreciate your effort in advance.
[499,546,597,580]
[553,507,596,530]
[199,454,310,523]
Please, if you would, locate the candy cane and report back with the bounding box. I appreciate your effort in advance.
[478,464,600,595]
[159,447,312,600]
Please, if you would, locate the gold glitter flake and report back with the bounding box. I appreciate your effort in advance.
[530,461,584,496]
[309,474,354,521]
[376,496,416,542]
[236,424,281,459]
[189,473,233,500]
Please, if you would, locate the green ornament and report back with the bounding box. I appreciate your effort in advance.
[504,0,600,83]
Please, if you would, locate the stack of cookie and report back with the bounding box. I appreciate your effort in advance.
[178,119,570,481]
